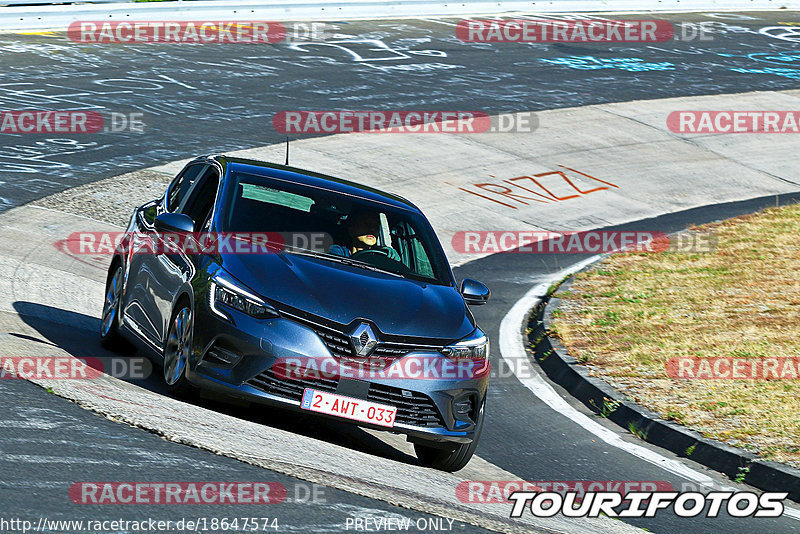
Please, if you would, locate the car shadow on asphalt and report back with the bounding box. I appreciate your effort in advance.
[12,301,420,467]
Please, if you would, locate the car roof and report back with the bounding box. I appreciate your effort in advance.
[203,155,421,213]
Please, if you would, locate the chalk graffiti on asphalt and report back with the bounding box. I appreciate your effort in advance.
[0,139,108,174]
[539,56,675,71]
[456,166,619,210]
[759,26,800,43]
[716,51,800,80]
[286,38,456,72]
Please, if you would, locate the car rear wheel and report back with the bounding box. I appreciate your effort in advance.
[414,399,485,472]
[100,263,126,351]
[163,304,194,396]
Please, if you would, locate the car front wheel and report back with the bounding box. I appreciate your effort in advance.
[414,399,485,472]
[100,263,126,351]
[163,304,194,396]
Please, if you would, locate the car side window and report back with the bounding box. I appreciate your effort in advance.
[167,164,205,212]
[392,221,435,278]
[179,167,220,231]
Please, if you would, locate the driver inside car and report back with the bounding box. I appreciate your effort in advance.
[329,210,401,261]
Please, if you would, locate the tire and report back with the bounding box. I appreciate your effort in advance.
[100,263,127,351]
[415,399,485,472]
[163,303,195,397]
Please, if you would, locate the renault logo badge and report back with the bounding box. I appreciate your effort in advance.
[350,323,378,357]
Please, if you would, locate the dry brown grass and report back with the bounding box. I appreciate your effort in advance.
[551,203,800,467]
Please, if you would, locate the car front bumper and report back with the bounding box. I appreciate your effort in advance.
[187,301,489,445]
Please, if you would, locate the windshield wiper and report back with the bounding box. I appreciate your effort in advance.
[285,247,403,278]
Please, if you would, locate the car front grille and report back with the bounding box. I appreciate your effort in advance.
[280,311,444,367]
[248,367,337,399]
[367,383,445,428]
[313,327,354,359]
[246,369,445,428]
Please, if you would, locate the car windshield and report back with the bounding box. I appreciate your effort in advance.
[221,170,452,285]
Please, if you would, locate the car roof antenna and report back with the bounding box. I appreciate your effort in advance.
[284,136,290,166]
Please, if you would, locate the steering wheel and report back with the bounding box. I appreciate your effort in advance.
[350,247,392,261]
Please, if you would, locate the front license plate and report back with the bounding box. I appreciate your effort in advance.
[301,388,396,428]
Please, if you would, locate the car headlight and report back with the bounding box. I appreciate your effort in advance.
[442,329,489,361]
[210,273,278,320]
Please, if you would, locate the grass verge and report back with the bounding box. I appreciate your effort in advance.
[550,203,800,468]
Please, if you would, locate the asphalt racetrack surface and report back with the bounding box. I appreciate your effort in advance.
[2,11,800,209]
[2,10,800,534]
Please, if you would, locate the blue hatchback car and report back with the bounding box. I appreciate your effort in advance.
[101,155,491,471]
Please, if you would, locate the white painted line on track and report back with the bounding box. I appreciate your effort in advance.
[419,18,459,26]
[498,256,800,521]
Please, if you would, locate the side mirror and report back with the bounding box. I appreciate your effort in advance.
[154,213,194,234]
[460,279,490,306]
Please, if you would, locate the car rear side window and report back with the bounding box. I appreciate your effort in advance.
[180,169,220,230]
[167,164,205,212]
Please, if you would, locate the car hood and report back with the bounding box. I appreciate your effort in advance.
[219,252,474,340]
